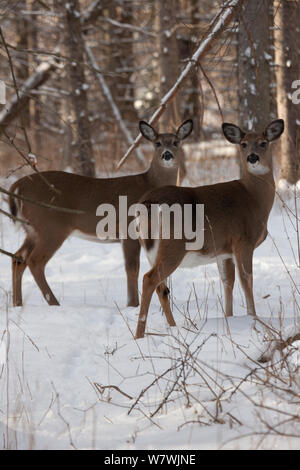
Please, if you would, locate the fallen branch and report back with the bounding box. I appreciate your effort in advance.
[115,0,244,170]
[259,332,300,363]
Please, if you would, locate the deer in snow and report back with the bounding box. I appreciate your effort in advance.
[134,119,284,338]
[8,120,193,307]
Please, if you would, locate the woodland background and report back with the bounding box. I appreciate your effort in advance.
[0,1,300,450]
[0,0,300,185]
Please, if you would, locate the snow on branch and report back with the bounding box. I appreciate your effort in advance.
[96,16,156,38]
[81,0,103,28]
[0,61,56,135]
[115,0,244,170]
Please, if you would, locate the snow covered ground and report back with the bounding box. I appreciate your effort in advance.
[0,187,299,450]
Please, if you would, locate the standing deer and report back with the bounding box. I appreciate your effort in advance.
[9,120,193,307]
[135,119,284,338]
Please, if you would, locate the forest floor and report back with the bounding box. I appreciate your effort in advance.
[0,183,299,450]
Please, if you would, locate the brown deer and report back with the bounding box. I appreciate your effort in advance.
[135,119,284,339]
[9,119,193,307]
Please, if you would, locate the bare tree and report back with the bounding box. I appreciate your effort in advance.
[274,0,300,184]
[15,0,30,125]
[65,0,95,177]
[157,0,181,132]
[238,0,272,132]
[107,0,138,126]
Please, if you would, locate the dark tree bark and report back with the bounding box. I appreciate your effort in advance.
[157,0,181,132]
[157,0,187,181]
[177,0,202,140]
[65,0,95,177]
[16,1,30,125]
[238,0,272,133]
[107,0,138,127]
[274,0,300,184]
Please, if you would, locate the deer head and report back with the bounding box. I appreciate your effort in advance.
[139,119,193,169]
[222,119,284,176]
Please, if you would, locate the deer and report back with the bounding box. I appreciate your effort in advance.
[8,119,193,308]
[134,119,284,339]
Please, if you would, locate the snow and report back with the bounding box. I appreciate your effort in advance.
[264,51,272,61]
[277,178,300,196]
[244,47,251,58]
[28,153,37,165]
[0,191,299,450]
[249,83,256,95]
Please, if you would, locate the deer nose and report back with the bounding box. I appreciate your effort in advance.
[162,151,173,161]
[247,153,259,164]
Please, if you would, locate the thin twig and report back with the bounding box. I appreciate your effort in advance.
[94,383,133,400]
[0,185,85,215]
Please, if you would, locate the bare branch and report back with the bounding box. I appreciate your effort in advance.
[0,247,23,262]
[83,40,145,165]
[0,61,56,135]
[96,16,156,38]
[81,0,102,28]
[0,185,85,215]
[115,0,244,170]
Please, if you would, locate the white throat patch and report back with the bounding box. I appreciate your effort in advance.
[161,158,175,168]
[247,161,270,175]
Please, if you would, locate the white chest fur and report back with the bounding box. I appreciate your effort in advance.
[146,240,232,269]
[179,252,215,268]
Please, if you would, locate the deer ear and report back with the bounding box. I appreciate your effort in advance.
[139,121,158,142]
[176,119,193,140]
[222,123,245,144]
[264,119,284,142]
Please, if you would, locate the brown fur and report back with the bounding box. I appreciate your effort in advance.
[135,119,284,338]
[9,120,193,307]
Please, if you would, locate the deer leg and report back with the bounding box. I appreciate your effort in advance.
[12,237,34,306]
[27,239,64,306]
[156,283,176,327]
[217,257,235,317]
[234,245,256,316]
[135,243,184,339]
[122,239,141,307]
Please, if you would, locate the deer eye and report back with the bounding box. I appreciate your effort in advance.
[260,141,267,148]
[156,142,161,148]
[241,142,247,149]
[173,141,179,147]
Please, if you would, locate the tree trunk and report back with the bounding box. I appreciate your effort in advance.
[157,0,181,132]
[65,0,95,177]
[238,0,272,133]
[178,0,202,140]
[107,0,138,127]
[16,1,30,125]
[274,0,300,184]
